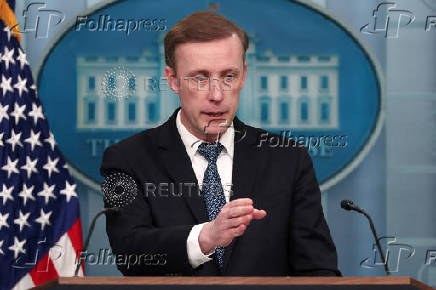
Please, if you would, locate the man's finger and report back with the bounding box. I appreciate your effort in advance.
[252,209,267,219]
[227,205,253,218]
[232,224,246,237]
[227,214,253,228]
[226,198,253,207]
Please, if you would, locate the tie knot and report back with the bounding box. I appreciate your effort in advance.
[198,142,224,163]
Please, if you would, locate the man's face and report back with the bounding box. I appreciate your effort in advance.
[165,34,247,142]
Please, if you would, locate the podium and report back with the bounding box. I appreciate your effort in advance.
[36,277,433,289]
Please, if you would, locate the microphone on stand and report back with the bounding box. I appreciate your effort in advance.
[74,171,138,276]
[340,199,391,276]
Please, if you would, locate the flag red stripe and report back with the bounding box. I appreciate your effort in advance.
[29,254,59,286]
[67,219,84,254]
[67,218,85,274]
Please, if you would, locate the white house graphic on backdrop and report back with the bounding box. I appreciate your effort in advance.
[76,34,339,130]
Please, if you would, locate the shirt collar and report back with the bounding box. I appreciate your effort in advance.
[176,109,234,158]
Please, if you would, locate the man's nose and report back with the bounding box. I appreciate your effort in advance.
[208,78,224,102]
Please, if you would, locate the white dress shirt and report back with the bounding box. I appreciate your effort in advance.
[175,110,234,268]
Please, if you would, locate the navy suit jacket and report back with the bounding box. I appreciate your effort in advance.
[100,108,341,276]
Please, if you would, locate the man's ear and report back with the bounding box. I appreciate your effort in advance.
[164,66,180,94]
[240,62,248,89]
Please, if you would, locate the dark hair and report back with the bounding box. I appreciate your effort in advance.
[164,11,249,70]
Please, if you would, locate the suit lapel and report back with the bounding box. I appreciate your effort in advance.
[157,109,208,224]
[222,117,264,273]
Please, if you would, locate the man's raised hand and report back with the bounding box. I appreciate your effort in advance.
[198,198,267,254]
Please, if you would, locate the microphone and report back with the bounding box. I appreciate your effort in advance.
[340,199,391,276]
[340,199,364,213]
[74,171,138,276]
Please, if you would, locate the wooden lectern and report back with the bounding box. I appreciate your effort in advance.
[36,276,434,290]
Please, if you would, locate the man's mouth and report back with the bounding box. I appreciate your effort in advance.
[203,112,225,117]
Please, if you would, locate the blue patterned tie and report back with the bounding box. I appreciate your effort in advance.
[197,142,226,270]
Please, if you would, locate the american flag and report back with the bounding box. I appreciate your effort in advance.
[0,1,84,289]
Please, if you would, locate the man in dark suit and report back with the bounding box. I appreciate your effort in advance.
[100,11,340,276]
